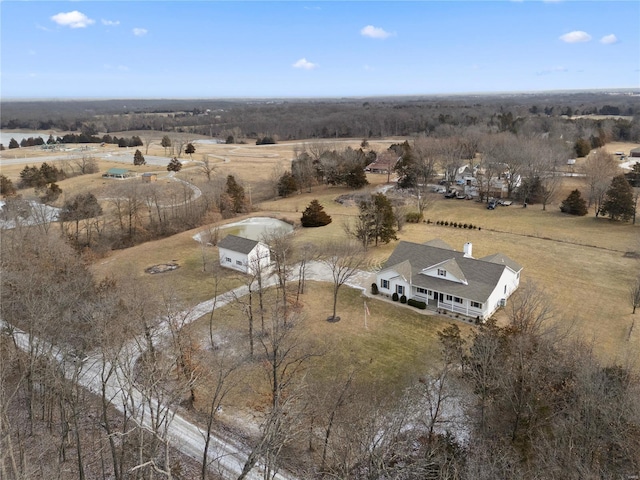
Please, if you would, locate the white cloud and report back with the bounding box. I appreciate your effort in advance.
[360,25,391,39]
[51,11,95,28]
[559,31,591,43]
[292,58,318,70]
[102,19,120,26]
[600,34,618,45]
[133,28,148,37]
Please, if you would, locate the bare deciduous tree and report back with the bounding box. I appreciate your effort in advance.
[320,240,366,321]
[582,148,620,216]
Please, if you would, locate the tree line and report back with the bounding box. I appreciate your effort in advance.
[2,93,638,144]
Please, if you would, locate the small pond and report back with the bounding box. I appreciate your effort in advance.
[194,216,294,243]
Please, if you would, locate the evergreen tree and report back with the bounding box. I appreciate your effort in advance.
[356,193,397,247]
[345,163,368,189]
[301,199,332,227]
[167,157,183,172]
[624,162,640,188]
[185,143,196,159]
[0,175,17,197]
[518,176,546,204]
[161,135,172,155]
[574,137,591,157]
[133,149,146,166]
[277,171,298,197]
[18,165,45,188]
[38,182,62,203]
[560,189,588,216]
[600,175,635,222]
[8,138,19,149]
[225,175,246,213]
[39,162,64,183]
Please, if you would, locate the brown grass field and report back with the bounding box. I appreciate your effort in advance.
[3,137,640,367]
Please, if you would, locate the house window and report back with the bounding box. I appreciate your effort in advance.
[437,269,447,277]
[396,285,405,295]
[446,294,453,302]
[381,279,389,289]
[454,297,463,304]
[471,301,482,309]
[236,260,243,266]
[225,257,231,263]
[416,287,431,295]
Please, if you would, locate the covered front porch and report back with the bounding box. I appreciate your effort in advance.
[412,288,486,320]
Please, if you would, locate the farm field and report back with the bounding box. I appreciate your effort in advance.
[4,136,640,364]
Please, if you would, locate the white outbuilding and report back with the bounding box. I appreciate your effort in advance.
[218,234,270,275]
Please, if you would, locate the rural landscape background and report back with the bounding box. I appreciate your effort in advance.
[2,1,640,480]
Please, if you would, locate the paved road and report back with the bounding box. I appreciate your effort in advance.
[1,261,373,480]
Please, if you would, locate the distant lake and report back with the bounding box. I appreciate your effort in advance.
[0,130,61,146]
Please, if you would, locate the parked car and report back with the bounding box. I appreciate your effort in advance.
[444,190,457,199]
[487,199,498,209]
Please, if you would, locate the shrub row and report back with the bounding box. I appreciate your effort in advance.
[405,211,423,223]
[426,219,480,230]
[407,298,427,310]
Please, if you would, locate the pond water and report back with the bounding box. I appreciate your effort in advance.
[194,216,294,243]
[0,131,54,146]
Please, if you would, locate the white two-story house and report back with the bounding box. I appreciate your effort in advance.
[376,239,522,321]
[218,234,271,275]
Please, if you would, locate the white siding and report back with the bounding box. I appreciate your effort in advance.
[219,247,250,273]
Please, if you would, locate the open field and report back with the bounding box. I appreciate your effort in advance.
[183,281,473,427]
[4,136,640,363]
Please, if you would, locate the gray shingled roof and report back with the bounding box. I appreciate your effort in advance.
[218,234,260,254]
[423,239,454,250]
[381,240,518,303]
[480,253,523,273]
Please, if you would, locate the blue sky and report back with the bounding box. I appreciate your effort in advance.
[1,1,638,98]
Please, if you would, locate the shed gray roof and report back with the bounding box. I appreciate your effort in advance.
[218,234,260,254]
[381,240,520,303]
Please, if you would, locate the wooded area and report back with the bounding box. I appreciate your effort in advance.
[1,92,640,479]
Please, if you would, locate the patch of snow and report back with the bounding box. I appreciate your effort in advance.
[0,200,61,230]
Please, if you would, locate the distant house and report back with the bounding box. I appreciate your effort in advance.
[630,147,640,158]
[365,156,400,174]
[376,239,522,321]
[142,172,158,183]
[103,168,134,179]
[218,234,271,275]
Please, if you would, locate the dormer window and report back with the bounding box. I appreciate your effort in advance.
[437,269,446,277]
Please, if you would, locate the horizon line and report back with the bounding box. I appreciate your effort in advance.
[2,87,640,102]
